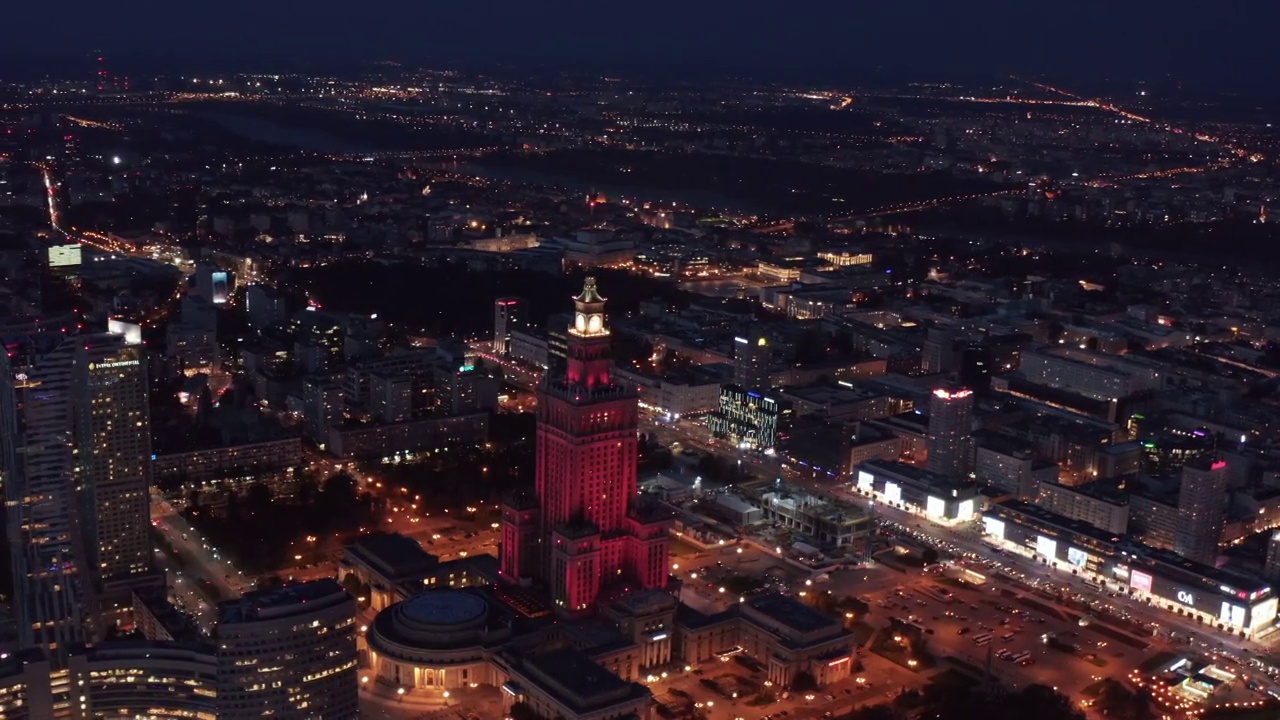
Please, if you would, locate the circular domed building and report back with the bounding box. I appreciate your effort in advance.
[365,589,514,691]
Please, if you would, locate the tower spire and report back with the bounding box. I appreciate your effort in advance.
[567,277,612,387]
[575,276,605,304]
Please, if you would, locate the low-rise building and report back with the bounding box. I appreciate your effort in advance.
[500,648,653,720]
[151,437,303,486]
[615,366,723,418]
[675,593,855,688]
[974,432,1057,500]
[742,481,875,550]
[1037,479,1131,535]
[982,501,1278,637]
[853,459,981,523]
[777,382,894,422]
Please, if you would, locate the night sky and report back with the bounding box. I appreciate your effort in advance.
[4,0,1274,88]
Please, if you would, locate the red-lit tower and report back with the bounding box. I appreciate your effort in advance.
[500,278,670,612]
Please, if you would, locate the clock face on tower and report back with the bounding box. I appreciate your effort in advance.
[574,313,586,333]
[587,314,603,334]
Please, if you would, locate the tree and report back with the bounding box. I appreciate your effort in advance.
[509,703,540,720]
[790,671,818,694]
[246,482,273,517]
[341,572,363,599]
[842,705,902,720]
[841,596,870,619]
[319,472,359,515]
[297,478,318,507]
[1097,681,1155,720]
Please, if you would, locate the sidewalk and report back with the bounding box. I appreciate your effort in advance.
[359,681,502,720]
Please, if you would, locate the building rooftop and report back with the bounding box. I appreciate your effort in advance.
[857,458,974,493]
[521,648,643,709]
[778,382,883,405]
[988,499,1125,547]
[347,532,439,580]
[1138,548,1272,596]
[745,593,839,635]
[219,578,349,625]
[401,592,488,626]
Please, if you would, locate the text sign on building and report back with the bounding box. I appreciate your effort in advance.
[1130,569,1153,594]
[1176,590,1195,606]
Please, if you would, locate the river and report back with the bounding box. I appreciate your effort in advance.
[194,111,374,155]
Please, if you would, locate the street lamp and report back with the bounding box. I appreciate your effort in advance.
[442,690,450,707]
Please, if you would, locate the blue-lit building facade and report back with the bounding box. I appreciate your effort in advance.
[708,385,790,451]
[982,500,1278,636]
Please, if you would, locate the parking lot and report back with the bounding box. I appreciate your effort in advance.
[814,551,1163,699]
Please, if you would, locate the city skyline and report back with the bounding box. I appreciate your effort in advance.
[1,1,1277,91]
[2,19,1280,719]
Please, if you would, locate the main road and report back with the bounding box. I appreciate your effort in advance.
[152,495,254,601]
[644,416,1277,671]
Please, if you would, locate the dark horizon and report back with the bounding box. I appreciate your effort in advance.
[2,0,1276,94]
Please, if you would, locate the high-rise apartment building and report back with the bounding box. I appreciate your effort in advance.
[433,361,499,416]
[74,334,157,630]
[216,579,358,719]
[193,263,232,305]
[500,278,670,612]
[302,377,344,443]
[246,283,290,329]
[926,386,974,478]
[1266,531,1280,583]
[493,297,526,355]
[732,333,772,392]
[0,328,159,661]
[0,336,86,663]
[921,327,962,375]
[1174,458,1229,564]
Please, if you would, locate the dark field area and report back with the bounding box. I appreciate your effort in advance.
[479,147,1012,216]
[285,262,692,338]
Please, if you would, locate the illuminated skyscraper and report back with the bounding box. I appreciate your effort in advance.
[0,336,86,663]
[733,332,772,392]
[0,328,157,662]
[74,334,157,630]
[501,278,670,612]
[926,386,973,478]
[1174,458,1229,564]
[493,297,527,355]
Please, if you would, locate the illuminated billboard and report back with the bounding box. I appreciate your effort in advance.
[857,471,874,491]
[1130,570,1153,594]
[48,243,82,267]
[982,516,1005,540]
[1250,597,1278,630]
[957,499,975,520]
[211,271,229,304]
[107,318,143,346]
[884,482,901,504]
[1220,602,1246,627]
[1066,547,1088,568]
[1035,535,1057,559]
[926,496,945,518]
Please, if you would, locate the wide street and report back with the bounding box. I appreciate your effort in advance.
[152,494,254,600]
[644,414,1280,701]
